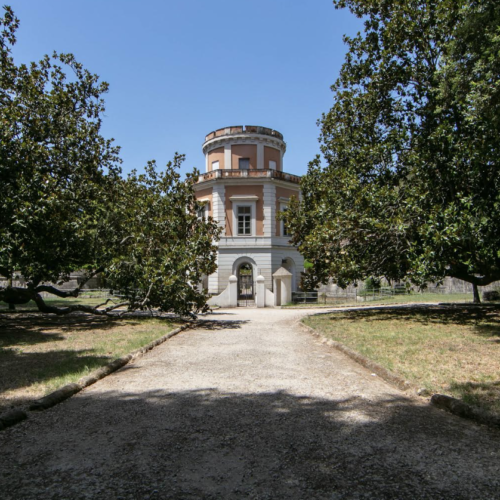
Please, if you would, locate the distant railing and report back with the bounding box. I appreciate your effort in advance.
[292,291,318,304]
[197,169,301,184]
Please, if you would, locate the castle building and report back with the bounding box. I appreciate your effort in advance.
[194,125,304,304]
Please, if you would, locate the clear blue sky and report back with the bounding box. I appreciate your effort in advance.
[6,0,362,177]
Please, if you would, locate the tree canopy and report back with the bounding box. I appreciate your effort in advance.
[0,7,219,316]
[285,0,500,301]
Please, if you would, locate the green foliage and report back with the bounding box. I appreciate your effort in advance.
[0,8,220,316]
[285,0,500,293]
[103,156,220,316]
[0,6,121,286]
[364,277,380,291]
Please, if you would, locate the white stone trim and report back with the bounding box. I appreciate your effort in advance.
[257,142,264,169]
[212,184,225,236]
[263,184,276,238]
[194,177,300,191]
[224,144,231,169]
[217,236,296,247]
[232,201,257,237]
[280,201,290,237]
[203,134,286,156]
[208,252,219,294]
[229,195,259,202]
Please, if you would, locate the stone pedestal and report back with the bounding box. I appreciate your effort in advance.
[256,275,265,307]
[272,267,293,306]
[229,275,238,307]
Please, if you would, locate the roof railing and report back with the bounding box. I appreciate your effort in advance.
[197,169,301,184]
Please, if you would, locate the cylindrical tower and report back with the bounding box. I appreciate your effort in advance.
[195,125,303,300]
[202,125,286,172]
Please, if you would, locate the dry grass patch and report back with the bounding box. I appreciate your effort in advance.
[304,306,500,415]
[0,313,182,412]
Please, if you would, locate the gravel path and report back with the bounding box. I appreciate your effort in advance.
[1,307,499,499]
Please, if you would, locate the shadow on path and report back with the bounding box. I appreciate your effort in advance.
[195,319,249,331]
[1,388,499,499]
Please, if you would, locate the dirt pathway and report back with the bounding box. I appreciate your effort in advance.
[1,307,499,499]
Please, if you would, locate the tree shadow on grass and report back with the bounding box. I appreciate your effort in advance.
[325,305,500,338]
[449,379,500,413]
[1,389,499,498]
[0,313,181,349]
[0,348,111,407]
[0,314,128,344]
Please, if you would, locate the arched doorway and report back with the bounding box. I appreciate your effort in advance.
[237,263,254,304]
[282,257,297,291]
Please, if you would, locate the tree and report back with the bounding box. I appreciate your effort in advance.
[101,156,220,318]
[285,0,500,302]
[0,7,220,315]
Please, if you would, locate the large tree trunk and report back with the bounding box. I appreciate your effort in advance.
[472,284,481,304]
[1,278,128,316]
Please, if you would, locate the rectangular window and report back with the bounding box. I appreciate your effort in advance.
[269,160,277,170]
[239,158,250,170]
[212,160,219,170]
[237,206,252,235]
[197,205,207,220]
[281,205,291,236]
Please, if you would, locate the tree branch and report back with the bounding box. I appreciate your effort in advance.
[32,293,129,316]
[35,266,104,298]
[446,269,500,287]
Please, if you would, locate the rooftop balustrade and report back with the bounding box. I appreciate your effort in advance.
[197,169,301,185]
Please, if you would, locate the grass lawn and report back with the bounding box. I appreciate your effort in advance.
[285,292,477,308]
[304,305,500,416]
[0,313,182,412]
[0,296,115,312]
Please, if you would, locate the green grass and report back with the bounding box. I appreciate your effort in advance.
[0,315,182,411]
[285,292,477,308]
[304,306,500,415]
[0,296,115,312]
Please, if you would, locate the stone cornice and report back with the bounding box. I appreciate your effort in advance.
[194,176,301,191]
[202,134,286,156]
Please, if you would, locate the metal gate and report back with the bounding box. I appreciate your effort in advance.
[238,275,254,300]
[237,263,254,307]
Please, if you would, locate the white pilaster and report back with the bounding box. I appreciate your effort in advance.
[263,183,276,237]
[281,275,292,305]
[212,184,226,236]
[208,259,219,294]
[229,275,238,307]
[257,142,264,169]
[224,144,232,169]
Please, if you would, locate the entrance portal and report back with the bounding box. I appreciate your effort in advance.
[237,263,254,306]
